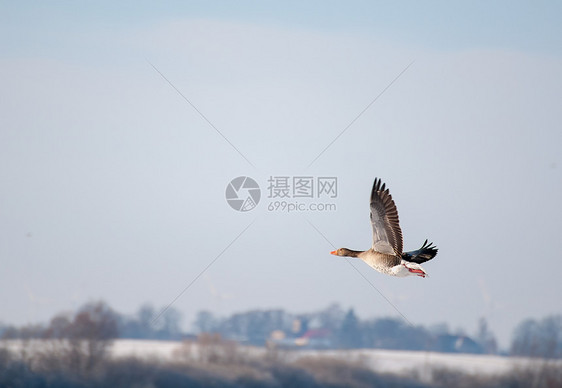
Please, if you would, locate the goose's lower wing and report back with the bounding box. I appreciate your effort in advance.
[402,240,438,264]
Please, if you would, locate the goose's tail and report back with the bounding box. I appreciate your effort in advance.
[402,239,438,264]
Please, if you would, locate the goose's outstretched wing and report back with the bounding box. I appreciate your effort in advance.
[370,178,403,255]
[402,239,438,264]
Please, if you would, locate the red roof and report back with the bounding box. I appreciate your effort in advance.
[302,328,331,339]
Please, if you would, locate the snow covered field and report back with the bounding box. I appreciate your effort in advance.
[108,339,548,376]
[3,339,557,377]
[292,348,517,376]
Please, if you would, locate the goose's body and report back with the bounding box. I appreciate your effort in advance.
[331,178,438,278]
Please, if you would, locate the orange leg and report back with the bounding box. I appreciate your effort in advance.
[406,266,426,278]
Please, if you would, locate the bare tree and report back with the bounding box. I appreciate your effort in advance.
[41,301,118,375]
[511,315,562,359]
[194,310,217,333]
[338,309,362,349]
[70,302,118,371]
[511,315,562,388]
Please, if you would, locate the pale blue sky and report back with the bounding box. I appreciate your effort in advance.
[1,2,561,348]
[2,1,561,55]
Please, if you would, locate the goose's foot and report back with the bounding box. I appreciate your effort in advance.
[403,264,427,278]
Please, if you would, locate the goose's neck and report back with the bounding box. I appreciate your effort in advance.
[344,249,364,258]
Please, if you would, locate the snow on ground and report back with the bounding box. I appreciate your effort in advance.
[3,339,558,377]
[108,340,542,376]
[291,349,517,376]
[111,339,183,361]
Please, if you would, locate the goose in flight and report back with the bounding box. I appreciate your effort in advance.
[331,178,438,277]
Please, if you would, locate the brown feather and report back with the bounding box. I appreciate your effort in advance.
[370,178,403,255]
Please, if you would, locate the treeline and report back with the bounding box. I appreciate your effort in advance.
[194,305,474,352]
[1,302,561,359]
[195,305,561,358]
[0,302,183,342]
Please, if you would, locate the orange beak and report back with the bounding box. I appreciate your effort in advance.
[330,250,338,255]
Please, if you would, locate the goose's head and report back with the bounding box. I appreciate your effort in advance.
[330,248,360,258]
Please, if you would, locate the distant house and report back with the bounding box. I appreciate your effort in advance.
[268,328,333,349]
[296,329,332,349]
[434,334,484,354]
